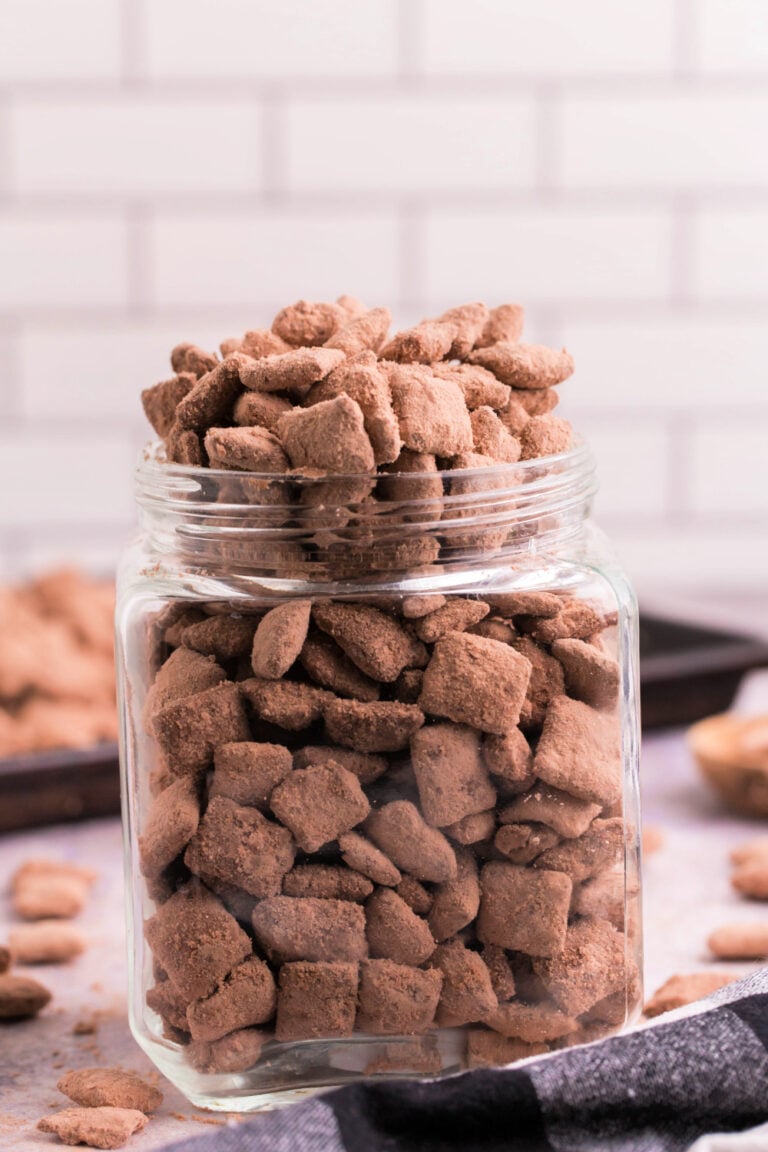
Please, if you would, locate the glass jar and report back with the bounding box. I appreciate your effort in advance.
[116,439,642,1112]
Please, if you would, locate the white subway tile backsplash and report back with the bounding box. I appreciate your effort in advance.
[149,212,401,308]
[0,0,121,80]
[560,317,768,411]
[0,212,127,309]
[285,97,537,192]
[562,93,768,189]
[0,435,135,527]
[611,526,768,594]
[695,207,768,299]
[421,0,674,76]
[423,207,672,304]
[699,0,768,73]
[11,99,262,195]
[569,417,670,519]
[144,0,398,78]
[690,423,768,514]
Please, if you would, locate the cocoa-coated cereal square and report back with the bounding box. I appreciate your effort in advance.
[185,796,295,897]
[418,633,531,735]
[357,959,442,1035]
[276,962,359,1042]
[477,861,571,957]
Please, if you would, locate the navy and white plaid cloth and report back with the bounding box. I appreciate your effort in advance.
[167,969,768,1152]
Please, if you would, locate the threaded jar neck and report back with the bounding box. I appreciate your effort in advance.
[134,440,597,588]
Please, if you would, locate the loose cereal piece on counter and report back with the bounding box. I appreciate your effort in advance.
[432,362,511,412]
[412,598,490,643]
[283,865,373,903]
[731,863,768,900]
[533,918,627,1016]
[270,763,370,853]
[276,961,359,1042]
[357,959,442,1035]
[0,973,52,1019]
[478,862,572,957]
[325,699,425,753]
[475,303,525,349]
[365,888,436,966]
[428,846,481,942]
[188,1028,265,1075]
[419,632,531,736]
[145,883,252,1001]
[57,1067,163,1113]
[280,395,376,476]
[435,302,490,359]
[466,1029,547,1069]
[483,1001,577,1043]
[0,946,9,974]
[512,636,566,730]
[233,390,292,432]
[483,728,535,794]
[294,744,387,785]
[525,599,604,644]
[12,859,96,921]
[165,426,206,465]
[533,695,622,807]
[642,825,664,857]
[204,426,289,473]
[251,897,367,964]
[144,648,226,727]
[300,632,382,702]
[139,778,200,877]
[571,869,626,928]
[251,600,312,680]
[401,593,447,619]
[38,1107,148,1150]
[470,407,521,463]
[388,366,473,456]
[181,615,257,661]
[411,723,496,827]
[366,801,456,884]
[153,682,250,777]
[429,939,497,1027]
[173,360,241,432]
[552,637,620,710]
[8,921,85,965]
[272,299,346,347]
[494,823,560,865]
[731,838,768,866]
[380,321,457,365]
[519,415,572,461]
[443,809,496,845]
[241,347,346,395]
[469,342,574,390]
[534,817,624,882]
[141,373,196,438]
[313,601,427,683]
[209,742,292,810]
[487,591,562,618]
[308,354,401,465]
[325,306,392,357]
[644,972,738,1018]
[186,796,295,897]
[241,328,291,359]
[241,677,334,730]
[708,923,768,960]
[499,784,601,840]
[339,832,402,887]
[172,343,218,377]
[483,945,517,1003]
[186,956,276,1041]
[396,876,433,915]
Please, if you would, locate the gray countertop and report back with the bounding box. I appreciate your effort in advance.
[2,670,768,1150]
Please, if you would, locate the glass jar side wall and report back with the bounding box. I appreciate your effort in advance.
[116,554,642,1112]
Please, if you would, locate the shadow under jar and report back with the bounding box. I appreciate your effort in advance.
[116,439,642,1112]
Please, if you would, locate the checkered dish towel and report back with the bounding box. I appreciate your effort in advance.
[165,969,768,1152]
